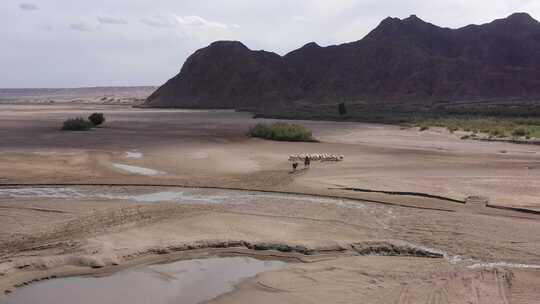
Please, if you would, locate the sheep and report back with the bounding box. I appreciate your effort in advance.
[289,153,344,162]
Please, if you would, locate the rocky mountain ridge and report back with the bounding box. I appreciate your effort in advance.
[144,13,540,113]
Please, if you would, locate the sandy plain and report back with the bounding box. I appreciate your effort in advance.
[1,102,540,303]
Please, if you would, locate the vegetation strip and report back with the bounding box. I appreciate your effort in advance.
[414,116,540,141]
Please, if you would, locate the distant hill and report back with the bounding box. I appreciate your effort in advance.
[144,13,540,116]
[0,86,156,105]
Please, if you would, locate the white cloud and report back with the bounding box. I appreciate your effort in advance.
[19,3,38,11]
[140,16,176,28]
[39,24,54,32]
[140,15,233,30]
[98,16,128,25]
[70,22,94,32]
[175,15,229,29]
[293,15,309,22]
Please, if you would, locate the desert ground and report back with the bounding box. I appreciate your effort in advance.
[1,100,540,303]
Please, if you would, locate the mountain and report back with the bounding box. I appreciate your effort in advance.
[144,13,540,113]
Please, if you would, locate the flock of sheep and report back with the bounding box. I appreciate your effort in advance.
[289,153,344,162]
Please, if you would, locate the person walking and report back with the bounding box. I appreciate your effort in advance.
[304,156,311,168]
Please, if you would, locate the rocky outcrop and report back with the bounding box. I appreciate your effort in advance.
[145,41,297,110]
[144,13,540,110]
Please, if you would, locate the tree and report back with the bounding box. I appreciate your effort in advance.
[338,102,347,116]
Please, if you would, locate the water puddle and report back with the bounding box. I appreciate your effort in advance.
[440,251,540,270]
[467,261,540,270]
[99,191,186,203]
[125,151,143,159]
[0,188,87,199]
[113,164,164,176]
[189,151,209,159]
[5,257,287,304]
[0,187,367,208]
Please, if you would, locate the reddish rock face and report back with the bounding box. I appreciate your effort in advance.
[145,13,540,110]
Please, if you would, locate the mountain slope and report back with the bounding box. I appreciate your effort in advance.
[144,13,540,111]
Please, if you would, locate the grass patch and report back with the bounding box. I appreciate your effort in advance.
[413,116,540,139]
[248,122,315,142]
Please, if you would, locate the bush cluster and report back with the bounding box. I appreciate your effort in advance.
[488,128,505,138]
[511,127,529,138]
[62,113,106,131]
[88,113,105,126]
[62,117,94,131]
[248,122,315,142]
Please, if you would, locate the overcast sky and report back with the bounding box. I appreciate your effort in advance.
[2,0,539,88]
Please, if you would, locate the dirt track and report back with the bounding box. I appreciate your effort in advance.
[1,104,540,303]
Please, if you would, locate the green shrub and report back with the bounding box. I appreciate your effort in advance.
[248,123,314,142]
[62,117,93,131]
[489,128,505,138]
[88,113,105,126]
[512,127,528,138]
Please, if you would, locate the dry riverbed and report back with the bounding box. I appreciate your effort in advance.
[1,104,540,303]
